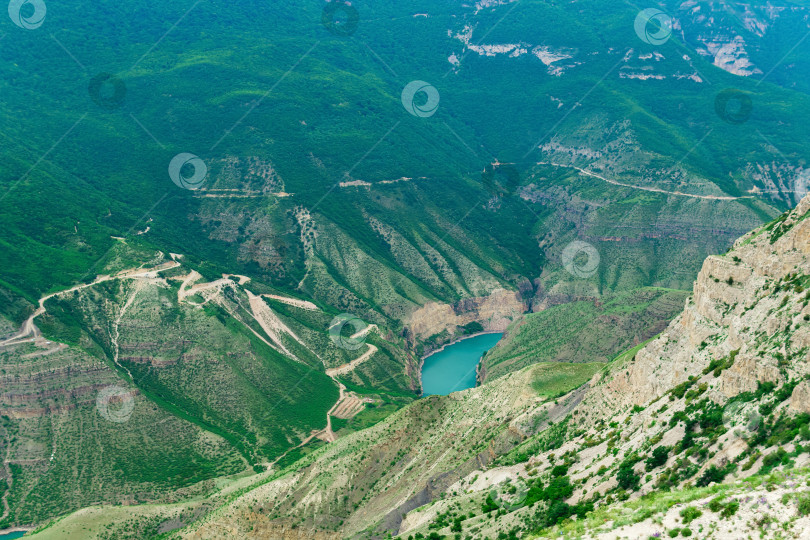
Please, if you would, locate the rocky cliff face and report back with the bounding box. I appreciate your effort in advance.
[405,288,527,341]
[386,193,810,539]
[590,192,810,410]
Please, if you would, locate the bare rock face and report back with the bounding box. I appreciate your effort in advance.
[585,193,810,411]
[405,288,527,340]
[790,381,810,414]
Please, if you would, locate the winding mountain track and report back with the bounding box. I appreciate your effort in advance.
[0,261,181,349]
[0,257,378,473]
[260,294,318,311]
[246,291,308,357]
[314,326,380,443]
[325,343,379,378]
[541,162,754,201]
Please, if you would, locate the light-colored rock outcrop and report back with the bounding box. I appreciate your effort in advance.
[406,288,526,339]
[585,194,810,411]
[790,380,810,414]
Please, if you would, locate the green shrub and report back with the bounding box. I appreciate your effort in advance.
[671,377,697,399]
[698,402,723,430]
[668,529,680,538]
[645,446,670,471]
[459,321,484,335]
[708,497,725,513]
[720,500,739,518]
[551,464,569,477]
[680,527,692,537]
[616,455,642,492]
[759,448,788,475]
[617,466,639,491]
[679,506,702,524]
[696,465,726,487]
[797,494,810,516]
[544,476,574,501]
[481,494,498,513]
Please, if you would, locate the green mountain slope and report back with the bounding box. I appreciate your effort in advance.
[0,247,383,529]
[2,0,806,312]
[2,0,810,534]
[21,192,810,539]
[481,287,688,381]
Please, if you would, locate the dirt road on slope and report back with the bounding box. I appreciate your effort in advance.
[0,261,180,349]
[542,162,754,201]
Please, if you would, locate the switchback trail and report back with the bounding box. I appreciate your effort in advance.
[0,261,181,348]
[541,162,755,201]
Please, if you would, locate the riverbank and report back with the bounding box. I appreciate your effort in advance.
[420,331,502,362]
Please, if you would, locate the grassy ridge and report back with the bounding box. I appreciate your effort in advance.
[483,288,688,379]
[530,362,603,400]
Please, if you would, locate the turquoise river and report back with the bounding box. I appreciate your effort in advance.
[420,333,503,396]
